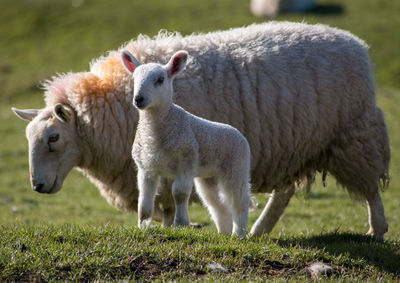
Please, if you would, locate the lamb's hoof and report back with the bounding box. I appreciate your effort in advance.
[139,218,152,228]
[234,233,247,240]
[189,222,205,229]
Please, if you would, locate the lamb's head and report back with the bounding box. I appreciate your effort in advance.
[121,50,188,110]
[12,104,82,194]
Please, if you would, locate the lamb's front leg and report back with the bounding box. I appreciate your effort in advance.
[172,174,194,227]
[137,169,158,228]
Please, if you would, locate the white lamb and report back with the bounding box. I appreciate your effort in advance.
[121,50,251,238]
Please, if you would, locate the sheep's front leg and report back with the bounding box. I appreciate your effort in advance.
[249,186,295,237]
[137,169,158,228]
[172,174,194,227]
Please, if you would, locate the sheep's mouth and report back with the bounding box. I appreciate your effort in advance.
[47,176,61,194]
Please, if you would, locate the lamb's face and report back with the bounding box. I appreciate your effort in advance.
[132,63,172,110]
[120,49,188,111]
[12,104,81,194]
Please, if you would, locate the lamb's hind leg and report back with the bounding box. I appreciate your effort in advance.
[156,178,176,227]
[172,174,194,227]
[194,177,233,234]
[249,186,295,237]
[219,178,250,238]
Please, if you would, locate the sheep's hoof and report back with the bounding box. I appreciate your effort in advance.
[174,219,190,227]
[366,230,385,241]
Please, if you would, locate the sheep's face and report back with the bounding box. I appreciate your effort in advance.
[12,104,81,194]
[121,50,188,111]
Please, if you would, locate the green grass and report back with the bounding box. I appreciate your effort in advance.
[1,225,399,281]
[1,0,400,281]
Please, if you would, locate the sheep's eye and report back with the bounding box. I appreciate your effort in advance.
[154,76,164,86]
[48,134,59,143]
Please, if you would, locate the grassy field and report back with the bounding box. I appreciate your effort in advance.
[1,225,399,282]
[1,0,400,281]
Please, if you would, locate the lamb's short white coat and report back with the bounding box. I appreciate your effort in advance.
[122,50,251,238]
[12,22,390,239]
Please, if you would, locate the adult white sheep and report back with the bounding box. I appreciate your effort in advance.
[122,50,251,237]
[12,22,390,240]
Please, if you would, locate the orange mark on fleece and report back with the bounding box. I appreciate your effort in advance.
[47,50,136,106]
[75,74,110,99]
[74,54,128,100]
[95,54,126,83]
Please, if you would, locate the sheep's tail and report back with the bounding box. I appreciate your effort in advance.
[377,106,391,192]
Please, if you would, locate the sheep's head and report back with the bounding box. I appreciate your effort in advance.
[12,104,82,194]
[121,50,188,110]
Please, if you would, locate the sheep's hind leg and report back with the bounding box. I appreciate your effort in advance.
[366,191,388,241]
[194,177,233,234]
[172,174,194,227]
[327,114,389,240]
[249,186,295,237]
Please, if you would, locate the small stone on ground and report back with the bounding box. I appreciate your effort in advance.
[306,262,333,279]
[206,262,228,273]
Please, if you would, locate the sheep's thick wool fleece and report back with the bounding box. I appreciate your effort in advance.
[44,22,390,210]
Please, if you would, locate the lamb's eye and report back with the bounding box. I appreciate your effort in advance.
[48,134,59,143]
[155,76,164,86]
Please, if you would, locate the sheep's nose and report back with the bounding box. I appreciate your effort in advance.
[32,183,44,193]
[134,96,145,108]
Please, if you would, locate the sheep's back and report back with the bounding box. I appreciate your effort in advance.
[168,22,375,192]
[81,22,376,196]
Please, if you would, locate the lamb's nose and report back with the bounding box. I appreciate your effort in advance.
[32,183,44,193]
[135,96,144,107]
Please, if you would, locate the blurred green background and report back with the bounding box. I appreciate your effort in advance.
[1,0,399,240]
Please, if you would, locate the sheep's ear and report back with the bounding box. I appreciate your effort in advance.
[54,104,72,123]
[121,50,142,74]
[166,50,188,78]
[12,107,40,121]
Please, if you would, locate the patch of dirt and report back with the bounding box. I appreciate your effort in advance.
[124,255,183,279]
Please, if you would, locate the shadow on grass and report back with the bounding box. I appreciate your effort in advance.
[306,4,344,15]
[279,4,344,16]
[275,232,400,276]
[298,190,348,200]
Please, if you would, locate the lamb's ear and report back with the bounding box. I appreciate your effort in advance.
[166,50,188,78]
[54,104,72,123]
[121,50,142,74]
[12,107,40,121]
